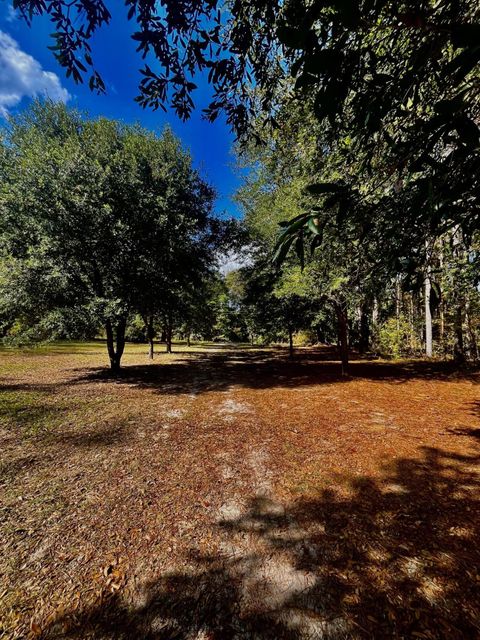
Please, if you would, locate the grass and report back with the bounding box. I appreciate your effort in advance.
[1,341,479,639]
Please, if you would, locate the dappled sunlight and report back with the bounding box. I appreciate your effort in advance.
[35,446,479,639]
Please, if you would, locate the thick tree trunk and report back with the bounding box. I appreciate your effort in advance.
[424,270,433,357]
[105,318,116,370]
[105,317,126,372]
[115,317,126,366]
[288,327,294,358]
[186,331,191,348]
[333,300,349,375]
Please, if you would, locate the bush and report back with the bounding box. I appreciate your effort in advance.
[294,330,317,346]
[374,316,413,358]
[125,315,147,343]
[2,308,99,346]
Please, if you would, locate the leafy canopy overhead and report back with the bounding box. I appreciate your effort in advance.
[15,1,480,143]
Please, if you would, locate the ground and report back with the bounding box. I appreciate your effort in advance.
[1,341,479,639]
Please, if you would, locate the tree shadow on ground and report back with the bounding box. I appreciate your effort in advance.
[67,347,479,396]
[447,401,480,440]
[42,444,480,639]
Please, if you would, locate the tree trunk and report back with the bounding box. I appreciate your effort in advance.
[115,317,126,367]
[143,315,155,360]
[105,318,116,370]
[466,300,478,361]
[452,227,466,364]
[333,300,349,375]
[186,331,191,348]
[408,293,415,352]
[359,303,370,354]
[372,297,379,330]
[454,303,465,364]
[439,294,445,345]
[165,320,172,354]
[395,275,401,332]
[105,317,126,372]
[438,239,445,348]
[288,327,294,359]
[424,268,433,358]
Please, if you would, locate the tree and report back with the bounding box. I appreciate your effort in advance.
[236,99,394,373]
[15,2,479,146]
[0,101,217,371]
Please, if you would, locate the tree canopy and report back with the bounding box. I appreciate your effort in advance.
[0,101,223,369]
[15,1,480,241]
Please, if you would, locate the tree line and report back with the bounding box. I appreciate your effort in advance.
[1,99,479,374]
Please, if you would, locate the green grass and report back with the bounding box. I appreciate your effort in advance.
[0,390,65,434]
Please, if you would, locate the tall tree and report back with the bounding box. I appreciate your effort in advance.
[0,101,217,371]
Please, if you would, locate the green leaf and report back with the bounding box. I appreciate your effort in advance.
[272,234,296,265]
[277,214,310,242]
[294,235,305,269]
[307,216,322,235]
[310,233,323,254]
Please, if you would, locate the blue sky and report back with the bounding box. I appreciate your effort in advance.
[0,1,243,217]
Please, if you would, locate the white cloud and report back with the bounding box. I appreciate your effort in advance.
[0,30,70,116]
[219,251,250,275]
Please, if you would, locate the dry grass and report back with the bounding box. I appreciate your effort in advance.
[1,341,479,639]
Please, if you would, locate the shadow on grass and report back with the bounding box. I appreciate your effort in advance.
[44,422,129,449]
[0,421,130,485]
[42,445,480,639]
[67,346,479,396]
[0,388,65,432]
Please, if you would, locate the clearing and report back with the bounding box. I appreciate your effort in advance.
[1,342,479,639]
